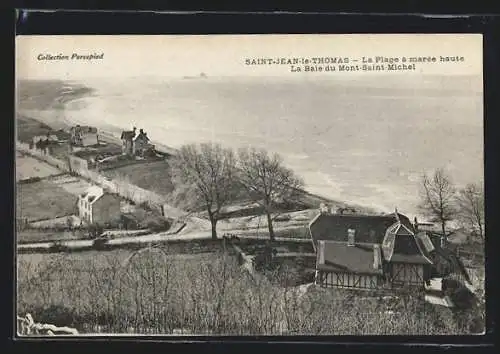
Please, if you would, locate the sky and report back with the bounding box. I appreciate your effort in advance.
[16,34,483,80]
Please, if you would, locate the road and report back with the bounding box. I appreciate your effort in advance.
[17,225,313,252]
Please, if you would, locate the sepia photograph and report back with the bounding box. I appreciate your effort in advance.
[15,34,485,336]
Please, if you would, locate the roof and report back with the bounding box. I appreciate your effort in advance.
[381,222,433,265]
[418,231,472,284]
[308,212,412,250]
[121,131,135,140]
[72,125,97,134]
[415,231,436,254]
[316,240,383,275]
[133,132,150,142]
[79,186,105,205]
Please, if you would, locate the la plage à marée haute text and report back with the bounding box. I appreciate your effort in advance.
[291,56,464,72]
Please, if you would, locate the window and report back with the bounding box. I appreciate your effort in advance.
[347,228,355,246]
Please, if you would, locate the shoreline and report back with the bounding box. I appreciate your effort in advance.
[16,109,380,215]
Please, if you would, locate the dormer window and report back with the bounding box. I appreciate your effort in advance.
[347,228,355,246]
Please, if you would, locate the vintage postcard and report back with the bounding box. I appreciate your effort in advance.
[15,34,484,336]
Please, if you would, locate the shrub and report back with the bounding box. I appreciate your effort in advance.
[147,219,170,233]
[87,223,104,239]
[274,214,291,222]
[92,238,109,251]
[49,241,70,253]
[18,176,42,184]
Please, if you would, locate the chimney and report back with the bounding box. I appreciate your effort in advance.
[318,240,325,265]
[140,129,144,134]
[414,217,419,231]
[440,235,447,249]
[373,244,381,269]
[347,228,355,246]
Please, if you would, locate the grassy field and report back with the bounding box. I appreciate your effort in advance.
[17,248,484,335]
[102,160,174,196]
[16,153,62,181]
[17,180,77,222]
[17,230,84,244]
[16,116,57,143]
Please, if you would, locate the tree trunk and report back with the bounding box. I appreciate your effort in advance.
[441,221,447,248]
[266,212,275,241]
[210,216,218,240]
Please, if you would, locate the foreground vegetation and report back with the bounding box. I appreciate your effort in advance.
[17,250,484,335]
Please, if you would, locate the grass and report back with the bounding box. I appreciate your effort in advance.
[16,181,77,222]
[16,116,56,143]
[16,153,62,181]
[17,230,84,244]
[102,160,174,196]
[17,248,485,335]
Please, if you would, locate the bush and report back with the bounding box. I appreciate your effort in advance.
[87,223,104,239]
[17,250,482,335]
[146,219,170,233]
[49,241,70,253]
[18,176,42,184]
[274,214,291,222]
[92,238,109,251]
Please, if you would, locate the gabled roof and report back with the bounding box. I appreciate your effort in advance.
[133,132,149,142]
[316,240,383,275]
[381,222,433,265]
[308,212,412,250]
[79,186,105,205]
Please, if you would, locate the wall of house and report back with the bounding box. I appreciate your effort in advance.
[92,194,121,225]
[122,140,133,155]
[78,198,92,223]
[317,271,380,289]
[391,263,424,286]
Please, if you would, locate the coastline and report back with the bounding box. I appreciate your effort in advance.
[16,109,380,215]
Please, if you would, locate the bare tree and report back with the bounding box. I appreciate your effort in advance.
[170,143,238,239]
[456,182,484,243]
[419,168,457,241]
[237,148,303,241]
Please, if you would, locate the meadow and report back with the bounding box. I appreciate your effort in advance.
[102,160,175,197]
[16,180,77,223]
[17,248,484,335]
[16,153,62,181]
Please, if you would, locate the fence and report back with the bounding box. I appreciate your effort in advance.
[17,142,70,171]
[17,141,184,218]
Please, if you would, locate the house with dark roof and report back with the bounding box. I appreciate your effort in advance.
[78,186,121,225]
[309,209,433,291]
[70,125,98,147]
[120,127,155,157]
